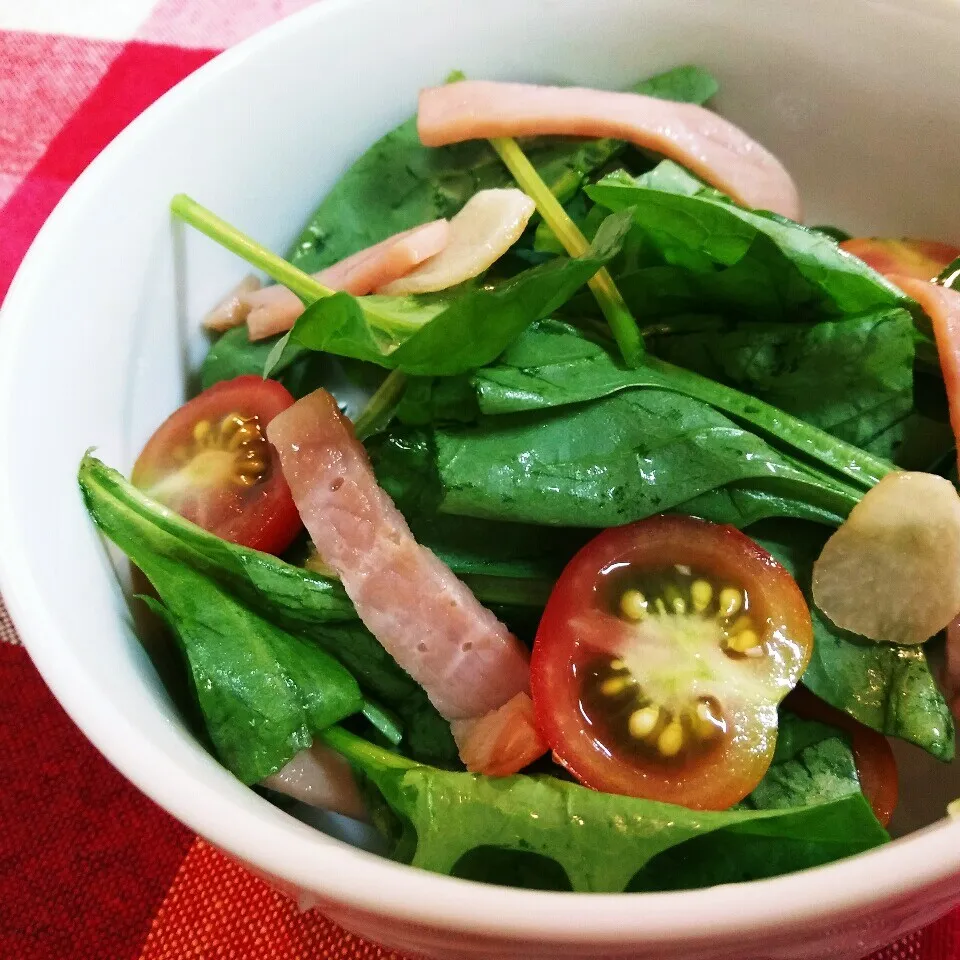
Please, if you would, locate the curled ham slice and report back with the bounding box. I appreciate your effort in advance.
[418,80,801,220]
[203,275,261,331]
[889,276,960,475]
[267,389,545,774]
[261,743,368,821]
[244,219,450,341]
[379,188,535,295]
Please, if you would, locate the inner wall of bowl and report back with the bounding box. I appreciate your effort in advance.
[8,0,960,875]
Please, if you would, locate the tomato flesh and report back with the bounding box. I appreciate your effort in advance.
[786,687,898,827]
[840,237,960,282]
[531,515,814,810]
[132,376,302,555]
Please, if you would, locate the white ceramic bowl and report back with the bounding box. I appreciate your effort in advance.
[4,1,960,957]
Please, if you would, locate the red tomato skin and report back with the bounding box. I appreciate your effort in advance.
[786,687,898,827]
[840,237,960,282]
[531,515,814,811]
[132,376,302,555]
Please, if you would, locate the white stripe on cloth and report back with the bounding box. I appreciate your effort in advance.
[0,0,160,40]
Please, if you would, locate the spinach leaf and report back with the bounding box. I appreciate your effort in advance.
[79,455,459,766]
[468,319,895,491]
[629,64,719,104]
[136,555,362,784]
[646,309,915,453]
[324,727,885,893]
[287,67,718,274]
[268,211,630,377]
[629,716,881,891]
[587,174,910,320]
[754,521,955,761]
[399,388,860,529]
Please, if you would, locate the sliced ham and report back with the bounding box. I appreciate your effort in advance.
[889,276,960,475]
[245,219,450,341]
[378,188,535,295]
[261,743,368,821]
[418,80,801,220]
[203,275,261,331]
[841,238,960,282]
[267,388,544,775]
[451,692,548,777]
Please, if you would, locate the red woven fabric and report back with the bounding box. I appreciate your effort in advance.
[0,4,957,958]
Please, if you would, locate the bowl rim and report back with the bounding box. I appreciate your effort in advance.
[2,0,960,942]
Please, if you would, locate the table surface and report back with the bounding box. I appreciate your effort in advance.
[0,2,957,958]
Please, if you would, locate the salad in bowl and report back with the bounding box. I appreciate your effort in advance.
[76,63,960,895]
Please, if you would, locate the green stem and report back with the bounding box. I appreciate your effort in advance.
[353,369,408,441]
[171,194,335,305]
[321,725,418,770]
[488,138,644,368]
[361,701,404,746]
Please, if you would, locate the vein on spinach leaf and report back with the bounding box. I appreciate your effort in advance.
[323,725,885,893]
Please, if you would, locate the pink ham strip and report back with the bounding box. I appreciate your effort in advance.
[889,276,960,476]
[418,81,801,220]
[246,219,450,341]
[268,389,544,775]
[261,743,368,821]
[451,692,547,777]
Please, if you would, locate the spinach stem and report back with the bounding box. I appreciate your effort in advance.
[321,725,418,770]
[488,138,644,368]
[353,368,408,440]
[171,194,334,305]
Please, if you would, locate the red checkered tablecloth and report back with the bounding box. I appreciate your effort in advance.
[0,3,957,958]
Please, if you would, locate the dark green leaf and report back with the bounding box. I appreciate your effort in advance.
[587,175,910,320]
[629,64,720,104]
[269,211,630,377]
[136,556,362,784]
[324,727,885,893]
[754,520,955,761]
[412,388,859,528]
[646,309,915,452]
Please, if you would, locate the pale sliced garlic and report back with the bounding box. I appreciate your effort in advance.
[377,188,535,295]
[812,471,960,645]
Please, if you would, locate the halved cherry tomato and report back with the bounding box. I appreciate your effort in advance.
[531,515,814,811]
[786,687,898,827]
[132,376,302,555]
[840,237,960,282]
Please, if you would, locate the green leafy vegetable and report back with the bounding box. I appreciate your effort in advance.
[268,210,631,377]
[754,521,955,761]
[629,714,881,890]
[587,172,911,321]
[136,555,362,784]
[324,726,885,893]
[79,454,459,766]
[379,388,861,529]
[466,320,895,490]
[646,309,916,453]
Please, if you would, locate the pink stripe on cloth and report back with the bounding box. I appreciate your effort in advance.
[0,32,121,200]
[137,0,319,49]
